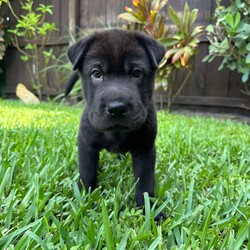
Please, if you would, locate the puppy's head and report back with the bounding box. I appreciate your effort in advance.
[68,29,165,132]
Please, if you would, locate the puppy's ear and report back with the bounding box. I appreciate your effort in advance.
[135,32,165,70]
[68,35,95,70]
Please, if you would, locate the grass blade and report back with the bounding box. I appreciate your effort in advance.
[25,230,49,250]
[102,200,114,250]
[148,237,161,250]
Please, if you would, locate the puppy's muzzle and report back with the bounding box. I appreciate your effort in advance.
[106,100,128,118]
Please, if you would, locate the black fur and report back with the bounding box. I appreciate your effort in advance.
[67,29,165,219]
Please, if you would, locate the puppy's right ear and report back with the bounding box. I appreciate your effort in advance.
[68,35,95,70]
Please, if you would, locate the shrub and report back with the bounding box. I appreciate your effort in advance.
[3,0,57,99]
[203,0,250,93]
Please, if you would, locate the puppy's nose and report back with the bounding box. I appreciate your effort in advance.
[106,101,127,117]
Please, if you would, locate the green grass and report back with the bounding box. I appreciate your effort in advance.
[0,100,249,249]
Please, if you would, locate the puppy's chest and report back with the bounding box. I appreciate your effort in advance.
[102,132,131,153]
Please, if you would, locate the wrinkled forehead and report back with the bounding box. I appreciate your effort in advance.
[84,33,151,71]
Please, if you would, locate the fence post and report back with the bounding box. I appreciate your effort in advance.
[69,0,76,44]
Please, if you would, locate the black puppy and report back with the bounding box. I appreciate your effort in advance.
[67,29,165,212]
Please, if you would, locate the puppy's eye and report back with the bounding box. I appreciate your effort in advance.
[91,69,103,80]
[131,68,143,78]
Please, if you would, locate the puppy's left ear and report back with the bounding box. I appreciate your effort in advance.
[68,34,95,70]
[135,32,165,70]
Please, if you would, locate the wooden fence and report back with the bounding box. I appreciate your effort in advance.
[2,0,250,113]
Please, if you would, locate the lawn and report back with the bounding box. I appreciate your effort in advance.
[0,100,249,249]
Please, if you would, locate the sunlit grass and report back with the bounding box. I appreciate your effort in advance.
[0,100,249,249]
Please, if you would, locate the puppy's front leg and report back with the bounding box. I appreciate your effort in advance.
[78,134,99,191]
[132,146,156,207]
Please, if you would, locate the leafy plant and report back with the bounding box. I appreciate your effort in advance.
[4,0,57,99]
[203,0,250,94]
[119,0,203,110]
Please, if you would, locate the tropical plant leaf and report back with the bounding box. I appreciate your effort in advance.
[168,6,181,27]
[191,26,204,37]
[164,48,179,61]
[172,48,185,63]
[159,37,179,47]
[184,2,190,35]
[190,9,198,27]
[118,12,144,23]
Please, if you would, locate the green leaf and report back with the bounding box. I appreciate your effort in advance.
[118,13,143,23]
[202,54,212,63]
[183,2,190,35]
[189,38,200,48]
[236,0,245,9]
[206,24,214,33]
[25,43,35,50]
[168,6,181,27]
[234,12,241,28]
[26,230,49,250]
[201,202,215,245]
[231,222,249,250]
[190,9,198,27]
[0,167,13,196]
[191,26,204,37]
[221,38,230,51]
[242,69,249,82]
[246,52,250,64]
[148,237,161,250]
[157,16,166,38]
[37,4,53,14]
[246,43,250,52]
[164,48,179,61]
[144,192,151,231]
[117,229,129,250]
[0,0,8,6]
[20,55,30,62]
[225,13,234,28]
[159,37,179,47]
[102,200,114,250]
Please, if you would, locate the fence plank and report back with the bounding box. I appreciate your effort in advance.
[5,48,30,90]
[204,57,229,97]
[80,0,108,29]
[187,0,212,26]
[106,0,131,27]
[79,0,89,29]
[60,0,70,39]
[182,43,208,96]
[155,95,250,109]
[228,71,250,98]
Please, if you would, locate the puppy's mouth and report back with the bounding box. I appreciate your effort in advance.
[89,118,144,132]
[106,124,131,132]
[88,108,147,132]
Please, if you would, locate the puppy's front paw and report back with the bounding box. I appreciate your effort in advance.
[154,211,167,224]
